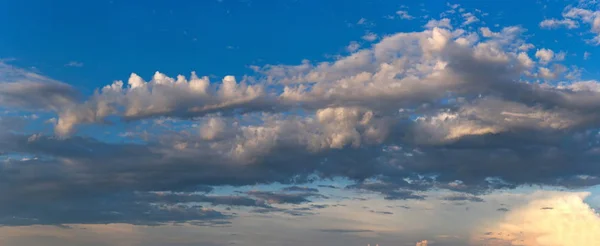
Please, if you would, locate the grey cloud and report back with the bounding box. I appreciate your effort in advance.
[247,191,326,204]
[282,186,319,193]
[136,192,269,208]
[318,229,373,233]
[0,63,79,111]
[348,182,428,200]
[369,210,394,215]
[317,185,339,189]
[442,194,485,203]
[250,207,314,216]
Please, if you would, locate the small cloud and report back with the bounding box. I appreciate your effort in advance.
[416,240,429,246]
[541,207,554,210]
[497,208,510,212]
[442,194,485,203]
[65,61,83,67]
[462,13,479,26]
[317,185,339,189]
[362,32,378,42]
[319,229,373,233]
[584,51,591,60]
[369,210,393,215]
[356,18,374,27]
[396,10,414,20]
[539,18,579,29]
[346,41,360,52]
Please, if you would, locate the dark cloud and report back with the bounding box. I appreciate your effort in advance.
[318,229,373,233]
[247,191,326,204]
[497,208,510,212]
[0,63,79,111]
[282,186,319,193]
[348,182,427,200]
[136,192,269,208]
[442,194,485,203]
[250,207,314,216]
[369,210,394,215]
[0,190,230,226]
[317,185,339,189]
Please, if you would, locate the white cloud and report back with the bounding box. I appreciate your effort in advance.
[461,13,479,26]
[54,72,266,136]
[539,18,579,29]
[535,48,555,64]
[346,41,361,52]
[356,18,374,27]
[415,240,428,246]
[396,10,414,20]
[584,51,592,60]
[478,192,600,246]
[425,18,452,29]
[65,61,84,67]
[362,32,378,42]
[546,6,600,45]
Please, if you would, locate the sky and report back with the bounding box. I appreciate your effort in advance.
[1,0,600,245]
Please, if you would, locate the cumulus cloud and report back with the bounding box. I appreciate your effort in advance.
[462,13,479,26]
[535,48,555,64]
[539,18,579,29]
[396,10,414,20]
[362,32,378,42]
[477,192,600,245]
[541,4,600,45]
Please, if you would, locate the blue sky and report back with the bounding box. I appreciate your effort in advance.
[3,0,598,91]
[2,0,600,245]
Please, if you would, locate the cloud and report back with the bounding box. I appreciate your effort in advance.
[396,10,414,20]
[362,32,378,42]
[369,210,393,215]
[282,186,319,193]
[5,14,600,227]
[0,62,79,111]
[425,18,452,29]
[539,18,579,29]
[462,13,479,26]
[318,229,373,234]
[535,48,555,64]
[477,192,600,246]
[247,191,325,204]
[542,4,600,45]
[415,240,428,246]
[65,61,84,67]
[346,41,360,52]
[442,194,485,203]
